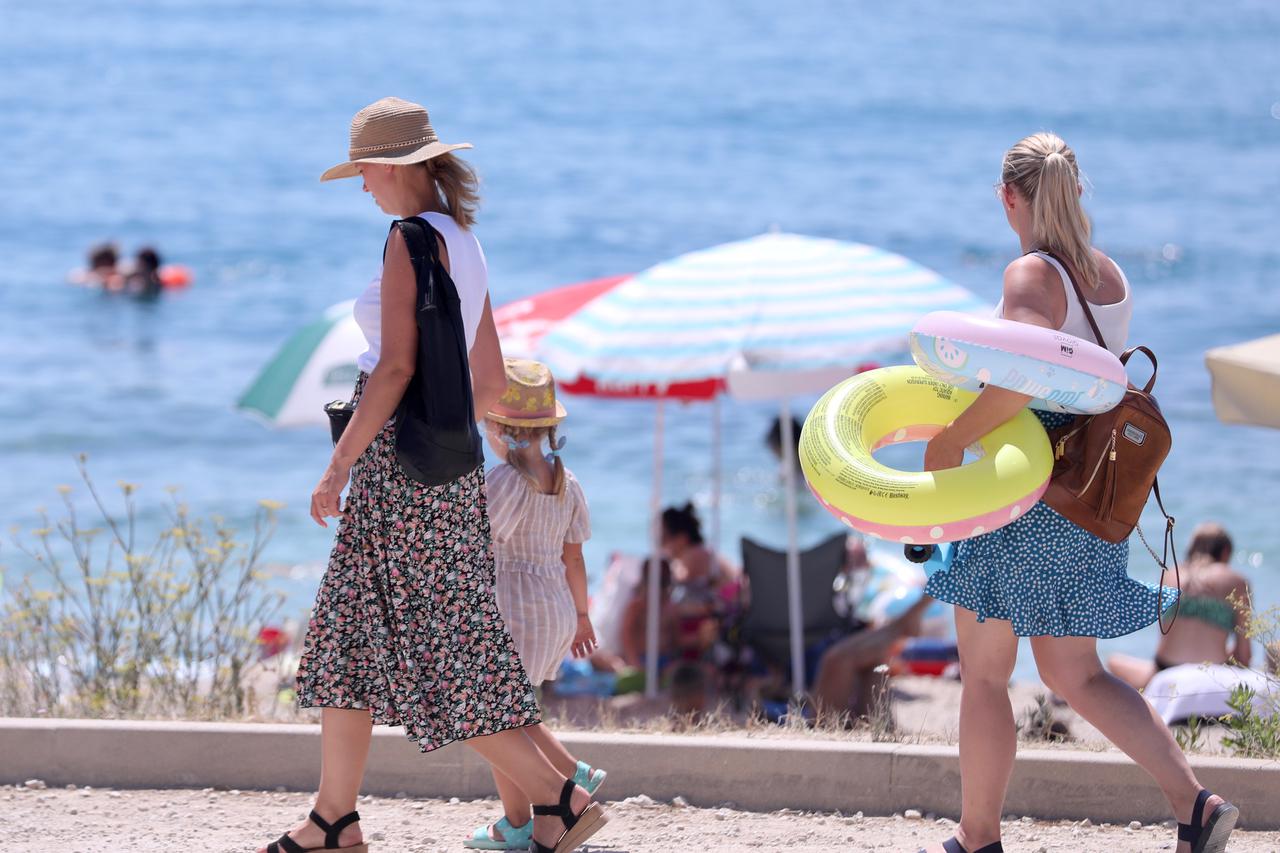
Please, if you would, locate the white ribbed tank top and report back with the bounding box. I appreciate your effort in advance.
[995,251,1133,356]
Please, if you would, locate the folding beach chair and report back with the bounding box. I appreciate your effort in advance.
[725,532,849,702]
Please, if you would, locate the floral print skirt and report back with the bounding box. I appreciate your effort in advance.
[295,373,540,752]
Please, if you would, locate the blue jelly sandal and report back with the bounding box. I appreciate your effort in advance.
[572,759,607,795]
[462,815,532,850]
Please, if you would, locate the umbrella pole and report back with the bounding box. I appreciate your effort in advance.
[645,400,666,699]
[780,400,805,698]
[711,395,722,554]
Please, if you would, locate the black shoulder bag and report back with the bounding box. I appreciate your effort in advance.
[387,216,484,485]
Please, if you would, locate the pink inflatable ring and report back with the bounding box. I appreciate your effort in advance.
[910,311,1127,415]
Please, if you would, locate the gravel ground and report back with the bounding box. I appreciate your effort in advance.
[5,782,1278,852]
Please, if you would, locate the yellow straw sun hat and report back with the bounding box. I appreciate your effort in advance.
[487,359,568,428]
[320,96,473,182]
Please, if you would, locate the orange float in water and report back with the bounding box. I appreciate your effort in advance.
[159,265,193,289]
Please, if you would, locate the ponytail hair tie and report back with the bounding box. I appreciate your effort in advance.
[502,435,531,452]
[546,435,567,459]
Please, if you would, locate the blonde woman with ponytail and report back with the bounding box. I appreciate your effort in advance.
[465,358,609,851]
[918,133,1238,853]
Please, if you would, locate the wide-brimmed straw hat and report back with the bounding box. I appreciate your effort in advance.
[487,359,568,428]
[320,97,473,182]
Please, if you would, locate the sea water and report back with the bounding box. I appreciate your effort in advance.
[2,0,1278,682]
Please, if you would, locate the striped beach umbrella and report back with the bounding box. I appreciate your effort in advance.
[237,300,364,427]
[529,232,987,698]
[538,232,988,398]
[494,275,629,361]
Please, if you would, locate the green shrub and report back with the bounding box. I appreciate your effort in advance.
[0,458,284,719]
[1219,685,1280,759]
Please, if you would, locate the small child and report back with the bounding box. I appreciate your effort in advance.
[465,358,607,851]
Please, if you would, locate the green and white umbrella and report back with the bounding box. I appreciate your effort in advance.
[238,300,364,427]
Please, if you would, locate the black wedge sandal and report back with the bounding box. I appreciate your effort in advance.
[1178,789,1238,853]
[917,838,1003,853]
[529,779,608,853]
[264,809,368,853]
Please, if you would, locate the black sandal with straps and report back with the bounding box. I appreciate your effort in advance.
[529,779,609,853]
[918,838,1004,853]
[1178,789,1238,853]
[265,809,368,853]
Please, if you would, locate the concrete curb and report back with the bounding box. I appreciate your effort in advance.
[1,718,1277,829]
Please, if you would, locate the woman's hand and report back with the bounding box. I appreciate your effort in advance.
[923,427,965,473]
[571,614,598,659]
[310,461,351,527]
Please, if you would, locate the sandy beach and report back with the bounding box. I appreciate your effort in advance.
[7,782,1279,852]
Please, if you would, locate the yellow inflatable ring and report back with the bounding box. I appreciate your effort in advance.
[799,365,1052,544]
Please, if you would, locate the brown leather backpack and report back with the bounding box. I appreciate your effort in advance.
[1036,251,1180,629]
[1043,345,1172,541]
[1035,251,1175,545]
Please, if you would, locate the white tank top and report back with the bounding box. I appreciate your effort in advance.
[996,251,1133,356]
[352,211,489,374]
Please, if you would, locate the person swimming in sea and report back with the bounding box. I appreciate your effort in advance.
[68,242,124,290]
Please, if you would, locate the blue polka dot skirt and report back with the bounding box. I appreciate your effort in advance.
[923,411,1179,638]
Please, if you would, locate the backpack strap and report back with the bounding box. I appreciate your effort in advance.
[1033,249,1107,351]
[1149,476,1182,634]
[1121,345,1159,393]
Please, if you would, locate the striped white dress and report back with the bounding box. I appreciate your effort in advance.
[486,464,591,684]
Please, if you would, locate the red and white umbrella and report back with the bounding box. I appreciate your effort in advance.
[495,274,723,400]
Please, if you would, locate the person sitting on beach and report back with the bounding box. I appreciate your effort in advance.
[661,503,741,665]
[1109,522,1252,690]
[616,557,676,670]
[813,538,933,725]
[69,242,124,290]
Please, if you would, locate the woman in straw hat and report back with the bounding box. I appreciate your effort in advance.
[259,98,607,853]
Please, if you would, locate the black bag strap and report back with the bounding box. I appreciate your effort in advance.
[387,216,449,309]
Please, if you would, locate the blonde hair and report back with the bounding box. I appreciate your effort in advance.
[492,422,566,496]
[419,153,480,229]
[1001,132,1099,290]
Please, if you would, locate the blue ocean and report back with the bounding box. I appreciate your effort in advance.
[2,1,1278,682]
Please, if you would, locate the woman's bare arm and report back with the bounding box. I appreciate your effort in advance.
[470,295,506,421]
[310,229,417,526]
[923,258,1049,471]
[333,229,418,467]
